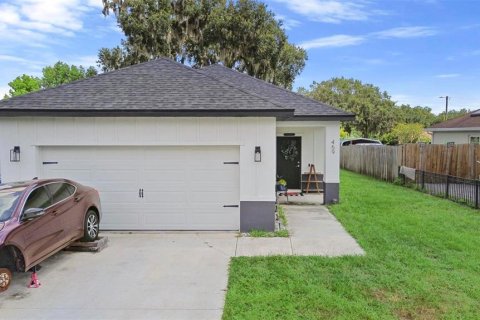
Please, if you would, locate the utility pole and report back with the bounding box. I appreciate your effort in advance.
[440,96,449,121]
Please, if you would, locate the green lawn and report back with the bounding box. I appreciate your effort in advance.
[223,170,480,320]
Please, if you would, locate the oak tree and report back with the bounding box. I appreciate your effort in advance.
[100,0,306,89]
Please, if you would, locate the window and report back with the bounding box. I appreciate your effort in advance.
[470,136,480,144]
[0,188,24,222]
[47,183,75,205]
[24,187,51,211]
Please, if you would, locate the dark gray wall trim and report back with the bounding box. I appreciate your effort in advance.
[0,109,356,120]
[282,114,356,121]
[0,109,295,118]
[240,201,276,232]
[323,183,340,204]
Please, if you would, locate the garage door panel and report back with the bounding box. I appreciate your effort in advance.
[92,171,139,182]
[41,146,239,230]
[143,191,187,203]
[100,192,139,204]
[144,213,186,228]
[42,169,93,182]
[101,215,141,229]
[188,170,235,181]
[189,191,238,203]
[187,182,237,192]
[143,170,184,181]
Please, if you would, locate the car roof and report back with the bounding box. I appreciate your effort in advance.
[342,138,381,142]
[0,178,74,190]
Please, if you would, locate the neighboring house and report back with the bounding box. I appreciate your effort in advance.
[427,109,480,145]
[0,58,353,232]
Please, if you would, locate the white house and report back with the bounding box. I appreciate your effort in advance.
[0,59,353,232]
[427,109,480,145]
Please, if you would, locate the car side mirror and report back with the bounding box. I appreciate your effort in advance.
[22,208,45,221]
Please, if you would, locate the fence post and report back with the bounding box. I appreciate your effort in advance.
[445,175,450,199]
[421,170,425,190]
[475,180,479,209]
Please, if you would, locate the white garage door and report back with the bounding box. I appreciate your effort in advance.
[40,146,240,230]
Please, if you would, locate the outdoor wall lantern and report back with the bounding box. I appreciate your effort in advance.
[254,146,261,162]
[10,146,20,162]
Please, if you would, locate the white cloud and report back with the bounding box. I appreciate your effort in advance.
[301,25,437,50]
[436,73,460,78]
[391,94,412,105]
[0,54,30,63]
[300,34,365,49]
[276,15,301,30]
[373,26,437,39]
[69,55,99,68]
[272,0,384,23]
[0,0,102,46]
[0,86,10,98]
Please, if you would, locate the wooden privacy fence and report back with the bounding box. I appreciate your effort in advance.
[340,144,480,182]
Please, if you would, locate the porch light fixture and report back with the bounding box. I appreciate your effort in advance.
[254,146,261,162]
[10,146,20,162]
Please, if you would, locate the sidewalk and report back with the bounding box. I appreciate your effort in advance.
[235,205,364,257]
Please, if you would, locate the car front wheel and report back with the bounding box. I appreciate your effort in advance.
[82,210,99,242]
[0,268,12,292]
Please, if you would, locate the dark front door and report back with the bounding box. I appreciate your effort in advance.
[277,137,301,189]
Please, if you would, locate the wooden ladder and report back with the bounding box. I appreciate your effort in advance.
[305,164,321,193]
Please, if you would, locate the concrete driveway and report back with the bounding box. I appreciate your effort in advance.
[0,232,237,320]
[0,204,363,320]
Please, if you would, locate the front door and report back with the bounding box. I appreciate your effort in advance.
[277,137,301,189]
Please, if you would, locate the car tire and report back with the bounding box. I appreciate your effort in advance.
[82,210,99,242]
[0,268,12,292]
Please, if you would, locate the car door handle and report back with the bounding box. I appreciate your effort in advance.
[223,205,239,208]
[74,196,84,203]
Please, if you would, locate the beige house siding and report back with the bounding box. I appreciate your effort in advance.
[432,131,480,144]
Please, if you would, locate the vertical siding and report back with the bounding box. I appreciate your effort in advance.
[0,117,276,202]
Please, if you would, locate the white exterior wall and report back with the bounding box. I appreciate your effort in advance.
[0,117,276,202]
[432,131,480,145]
[276,121,340,184]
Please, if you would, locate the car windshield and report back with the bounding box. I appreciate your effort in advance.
[0,187,25,222]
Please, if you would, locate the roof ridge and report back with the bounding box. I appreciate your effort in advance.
[165,60,294,112]
[204,64,353,115]
[192,68,295,111]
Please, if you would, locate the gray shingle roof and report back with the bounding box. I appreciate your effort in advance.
[199,64,353,119]
[0,58,353,120]
[428,109,480,130]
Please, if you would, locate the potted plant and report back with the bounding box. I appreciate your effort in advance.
[276,178,287,191]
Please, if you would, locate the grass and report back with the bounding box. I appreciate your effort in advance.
[248,229,289,238]
[223,170,480,320]
[277,205,288,227]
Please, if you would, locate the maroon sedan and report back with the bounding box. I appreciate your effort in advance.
[0,179,101,292]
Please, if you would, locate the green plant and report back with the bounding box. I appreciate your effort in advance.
[248,229,289,238]
[277,206,288,227]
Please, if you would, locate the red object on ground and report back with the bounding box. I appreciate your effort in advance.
[28,271,41,288]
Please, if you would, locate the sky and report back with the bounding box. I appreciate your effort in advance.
[0,0,479,114]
